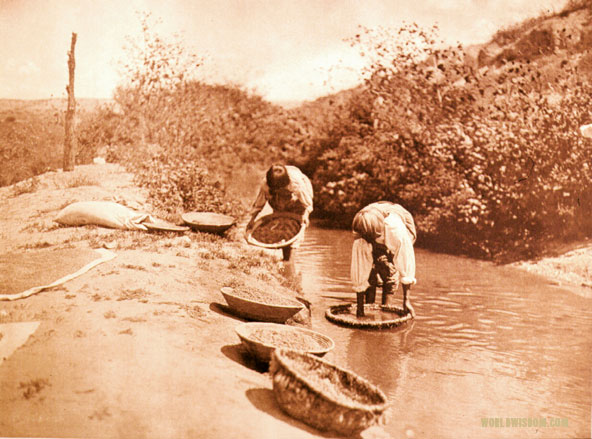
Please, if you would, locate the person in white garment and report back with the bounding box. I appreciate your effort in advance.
[350,201,417,318]
[247,164,313,261]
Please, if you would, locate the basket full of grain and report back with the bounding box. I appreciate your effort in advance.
[235,322,334,363]
[245,212,305,249]
[220,286,304,323]
[270,348,389,436]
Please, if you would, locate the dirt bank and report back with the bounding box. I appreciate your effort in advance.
[0,164,347,439]
[510,242,592,298]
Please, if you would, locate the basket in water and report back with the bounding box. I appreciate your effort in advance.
[235,322,334,363]
[182,212,236,233]
[325,303,413,330]
[245,212,305,249]
[220,287,304,323]
[270,349,389,436]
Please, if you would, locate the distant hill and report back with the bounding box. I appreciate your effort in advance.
[272,99,305,109]
[471,1,592,71]
[0,98,114,113]
[288,1,592,114]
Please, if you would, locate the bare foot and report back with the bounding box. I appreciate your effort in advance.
[404,300,416,318]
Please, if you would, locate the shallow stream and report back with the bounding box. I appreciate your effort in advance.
[293,226,592,439]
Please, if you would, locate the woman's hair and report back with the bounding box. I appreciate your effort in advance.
[352,207,384,242]
[266,164,290,190]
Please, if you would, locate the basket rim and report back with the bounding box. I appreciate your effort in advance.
[272,348,388,412]
[220,287,305,311]
[325,303,413,329]
[143,220,190,232]
[182,211,236,225]
[235,322,335,354]
[245,212,306,249]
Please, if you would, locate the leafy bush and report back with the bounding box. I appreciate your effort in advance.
[79,12,300,218]
[132,153,243,216]
[306,22,592,260]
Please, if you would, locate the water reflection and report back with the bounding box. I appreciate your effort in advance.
[345,324,415,399]
[294,226,592,438]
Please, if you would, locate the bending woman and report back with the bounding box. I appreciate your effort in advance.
[350,201,417,318]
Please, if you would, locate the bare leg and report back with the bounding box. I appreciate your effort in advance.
[381,278,395,306]
[365,285,376,304]
[403,284,415,317]
[365,268,378,304]
[356,292,365,317]
[374,254,398,307]
[282,246,293,261]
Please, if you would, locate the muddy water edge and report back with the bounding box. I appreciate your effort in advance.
[292,226,592,439]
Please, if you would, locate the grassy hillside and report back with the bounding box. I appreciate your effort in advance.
[0,98,114,186]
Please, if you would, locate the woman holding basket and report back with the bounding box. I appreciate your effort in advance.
[246,164,313,261]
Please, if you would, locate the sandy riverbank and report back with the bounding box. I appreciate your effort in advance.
[0,163,347,439]
[510,243,592,298]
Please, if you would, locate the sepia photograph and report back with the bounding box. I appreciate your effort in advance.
[0,0,591,438]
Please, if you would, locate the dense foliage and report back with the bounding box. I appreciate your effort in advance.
[307,20,592,260]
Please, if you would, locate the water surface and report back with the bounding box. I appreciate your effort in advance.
[294,226,592,439]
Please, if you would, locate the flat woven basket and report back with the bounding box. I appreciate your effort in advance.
[270,348,389,436]
[220,287,304,323]
[182,212,236,233]
[235,322,334,363]
[245,212,305,249]
[325,303,413,330]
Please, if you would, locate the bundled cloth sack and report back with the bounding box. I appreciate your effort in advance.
[55,201,154,230]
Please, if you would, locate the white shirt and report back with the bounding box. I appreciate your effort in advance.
[351,211,416,291]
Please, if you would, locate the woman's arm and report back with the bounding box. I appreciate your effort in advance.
[247,184,269,230]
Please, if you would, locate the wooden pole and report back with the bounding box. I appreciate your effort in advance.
[63,32,77,171]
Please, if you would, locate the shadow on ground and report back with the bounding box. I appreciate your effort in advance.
[209,302,248,322]
[245,388,342,439]
[220,343,269,374]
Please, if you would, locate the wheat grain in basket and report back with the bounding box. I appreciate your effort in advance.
[270,348,389,436]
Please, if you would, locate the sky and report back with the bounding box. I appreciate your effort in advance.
[0,0,568,104]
